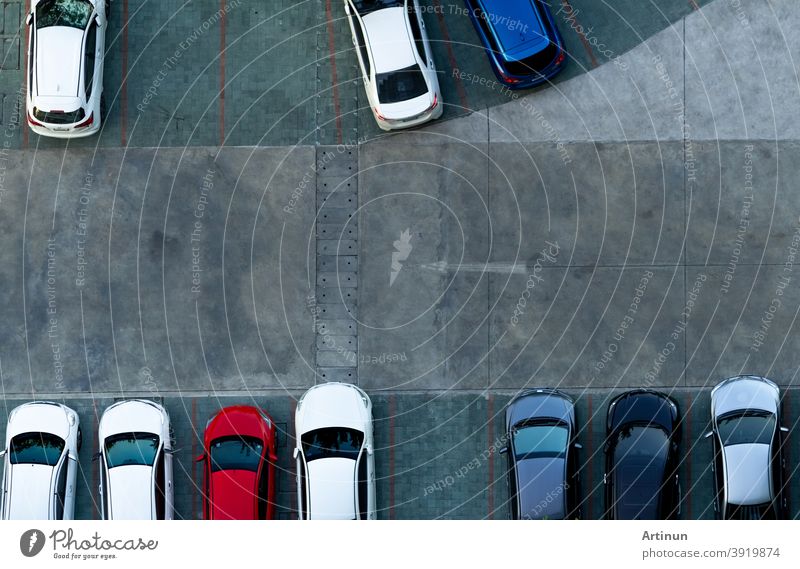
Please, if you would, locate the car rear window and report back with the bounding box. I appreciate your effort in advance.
[105,433,159,468]
[302,427,363,461]
[503,41,559,76]
[210,436,263,472]
[36,0,93,30]
[10,432,64,466]
[376,64,428,105]
[33,107,86,125]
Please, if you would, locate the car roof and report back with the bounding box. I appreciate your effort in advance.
[724,443,772,506]
[34,26,85,99]
[362,7,417,74]
[516,457,567,519]
[476,0,550,59]
[308,457,357,520]
[611,426,669,519]
[107,465,154,520]
[209,470,258,520]
[8,464,55,519]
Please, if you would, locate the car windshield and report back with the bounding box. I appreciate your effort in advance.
[718,412,775,446]
[36,0,93,30]
[353,0,403,15]
[302,427,363,461]
[104,433,159,468]
[376,64,428,105]
[10,432,64,466]
[512,423,568,459]
[210,436,263,472]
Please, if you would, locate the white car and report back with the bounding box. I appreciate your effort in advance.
[0,402,81,520]
[344,0,443,130]
[295,383,376,519]
[26,0,107,138]
[98,400,174,520]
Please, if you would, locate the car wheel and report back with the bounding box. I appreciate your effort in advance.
[77,428,83,452]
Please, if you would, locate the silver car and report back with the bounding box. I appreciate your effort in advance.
[706,376,788,519]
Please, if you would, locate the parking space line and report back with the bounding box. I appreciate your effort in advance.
[22,0,29,148]
[191,398,198,520]
[219,0,226,145]
[91,401,99,520]
[431,0,469,111]
[684,392,693,519]
[558,0,599,69]
[324,0,343,145]
[487,393,494,519]
[121,0,128,146]
[388,394,396,519]
[586,393,594,519]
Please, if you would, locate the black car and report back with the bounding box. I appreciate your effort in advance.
[500,389,581,519]
[604,389,681,520]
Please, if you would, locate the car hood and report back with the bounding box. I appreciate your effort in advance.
[107,465,153,519]
[36,27,84,98]
[712,377,779,417]
[8,464,54,519]
[210,470,258,520]
[724,443,772,506]
[297,384,369,435]
[307,457,356,520]
[517,457,567,519]
[363,7,416,74]
[507,392,573,430]
[100,401,165,441]
[7,403,74,441]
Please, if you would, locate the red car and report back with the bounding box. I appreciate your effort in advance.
[197,406,277,520]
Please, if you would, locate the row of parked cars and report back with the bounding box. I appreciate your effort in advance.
[506,376,790,520]
[0,383,374,520]
[0,376,790,520]
[26,0,566,137]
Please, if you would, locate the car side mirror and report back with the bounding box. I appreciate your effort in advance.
[91,452,101,462]
[344,2,351,15]
[499,446,508,455]
[704,431,713,439]
[780,426,789,433]
[293,447,300,459]
[0,449,6,457]
[26,12,32,26]
[574,443,583,450]
[95,14,106,27]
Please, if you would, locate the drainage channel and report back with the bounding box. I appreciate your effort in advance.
[314,1,360,384]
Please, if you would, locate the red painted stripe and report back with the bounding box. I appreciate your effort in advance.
[324,0,343,145]
[191,398,198,520]
[23,0,30,148]
[121,0,129,146]
[586,394,593,519]
[684,393,693,518]
[388,394,396,519]
[92,401,99,519]
[487,393,494,519]
[559,0,599,69]
[431,0,469,110]
[219,0,226,145]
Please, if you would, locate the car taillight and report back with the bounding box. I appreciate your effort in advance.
[498,69,521,84]
[374,107,386,121]
[28,116,44,127]
[427,94,438,112]
[75,113,93,128]
[554,52,566,66]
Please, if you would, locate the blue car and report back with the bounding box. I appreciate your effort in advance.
[464,0,566,88]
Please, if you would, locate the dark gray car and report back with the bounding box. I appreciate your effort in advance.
[500,389,581,519]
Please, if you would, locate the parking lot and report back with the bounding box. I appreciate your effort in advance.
[1,0,800,520]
